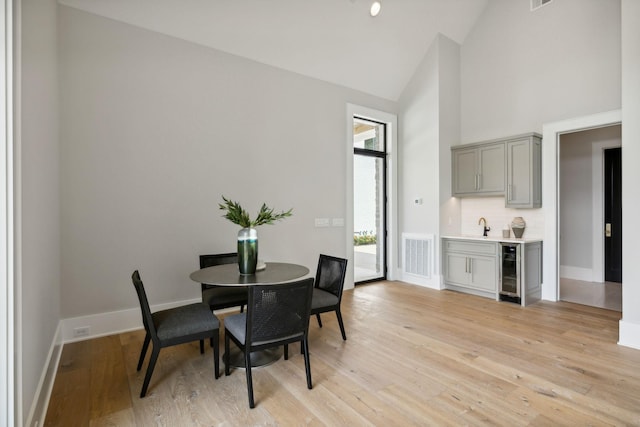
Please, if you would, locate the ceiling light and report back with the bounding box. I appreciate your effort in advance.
[370,1,381,17]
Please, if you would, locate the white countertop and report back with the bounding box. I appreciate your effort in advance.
[442,235,543,244]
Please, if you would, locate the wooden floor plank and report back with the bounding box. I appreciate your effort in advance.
[45,281,640,425]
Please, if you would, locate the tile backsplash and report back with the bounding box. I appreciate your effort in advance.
[460,197,545,238]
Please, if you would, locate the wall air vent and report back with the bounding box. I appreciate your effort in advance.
[531,0,553,11]
[401,233,434,286]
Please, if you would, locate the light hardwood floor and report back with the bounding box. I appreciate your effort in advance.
[45,281,640,426]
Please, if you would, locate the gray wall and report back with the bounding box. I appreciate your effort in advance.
[461,0,621,142]
[20,0,61,424]
[559,132,595,270]
[58,6,396,318]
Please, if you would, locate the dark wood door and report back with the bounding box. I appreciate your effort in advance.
[604,147,622,283]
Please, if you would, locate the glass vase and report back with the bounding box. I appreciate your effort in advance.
[237,227,258,275]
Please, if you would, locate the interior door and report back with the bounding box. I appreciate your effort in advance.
[604,147,622,283]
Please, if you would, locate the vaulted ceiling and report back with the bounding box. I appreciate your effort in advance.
[58,0,488,101]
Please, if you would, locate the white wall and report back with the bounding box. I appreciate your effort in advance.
[58,6,397,319]
[620,0,640,347]
[20,0,61,424]
[461,0,621,143]
[397,34,461,282]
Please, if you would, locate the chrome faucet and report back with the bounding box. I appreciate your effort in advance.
[478,217,490,237]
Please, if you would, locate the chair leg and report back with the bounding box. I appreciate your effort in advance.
[336,309,347,341]
[245,350,255,408]
[240,304,245,313]
[137,333,151,371]
[212,330,220,379]
[140,345,160,398]
[200,340,205,354]
[316,313,322,327]
[210,337,214,348]
[284,344,289,360]
[224,332,231,376]
[302,337,312,390]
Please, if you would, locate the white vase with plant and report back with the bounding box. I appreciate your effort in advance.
[219,196,293,274]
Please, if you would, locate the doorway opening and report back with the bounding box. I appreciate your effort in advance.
[558,124,622,311]
[353,117,387,283]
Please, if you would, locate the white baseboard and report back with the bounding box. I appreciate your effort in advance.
[619,319,640,350]
[26,322,63,427]
[400,273,442,290]
[560,265,594,282]
[61,297,201,343]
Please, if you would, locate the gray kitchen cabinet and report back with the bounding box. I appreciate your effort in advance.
[452,142,505,196]
[442,239,498,299]
[506,134,542,208]
[451,133,542,208]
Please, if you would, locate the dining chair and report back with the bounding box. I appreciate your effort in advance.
[200,253,248,312]
[310,254,349,340]
[224,277,315,408]
[131,270,220,398]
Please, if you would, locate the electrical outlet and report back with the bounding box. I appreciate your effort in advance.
[73,326,90,338]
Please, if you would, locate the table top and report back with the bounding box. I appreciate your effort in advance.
[189,262,310,286]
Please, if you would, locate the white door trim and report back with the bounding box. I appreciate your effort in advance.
[1,0,15,425]
[346,104,398,289]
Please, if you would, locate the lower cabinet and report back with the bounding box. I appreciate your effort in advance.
[443,239,498,299]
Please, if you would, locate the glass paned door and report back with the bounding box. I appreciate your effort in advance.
[353,118,386,283]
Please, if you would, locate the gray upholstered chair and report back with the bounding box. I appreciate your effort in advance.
[224,278,314,408]
[131,270,220,397]
[310,254,348,340]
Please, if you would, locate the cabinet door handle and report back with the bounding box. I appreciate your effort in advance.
[477,174,482,190]
[475,174,479,190]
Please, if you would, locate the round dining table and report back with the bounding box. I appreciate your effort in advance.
[190,262,310,287]
[190,262,311,368]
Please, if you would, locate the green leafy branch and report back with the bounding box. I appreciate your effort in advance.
[219,196,292,228]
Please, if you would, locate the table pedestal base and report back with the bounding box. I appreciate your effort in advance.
[224,347,282,369]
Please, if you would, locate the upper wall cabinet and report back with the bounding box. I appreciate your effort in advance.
[506,135,542,208]
[451,133,542,208]
[452,143,505,196]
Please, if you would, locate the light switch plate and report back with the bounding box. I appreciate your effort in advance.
[315,218,330,227]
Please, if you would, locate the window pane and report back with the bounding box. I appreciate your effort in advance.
[353,119,385,152]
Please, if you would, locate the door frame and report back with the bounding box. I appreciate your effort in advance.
[346,104,397,290]
[542,109,622,302]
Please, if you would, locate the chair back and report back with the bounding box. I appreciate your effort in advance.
[246,278,314,346]
[315,255,348,300]
[199,253,238,292]
[200,252,238,269]
[131,270,157,338]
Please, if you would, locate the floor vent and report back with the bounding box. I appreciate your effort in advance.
[402,233,434,280]
[531,0,553,11]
